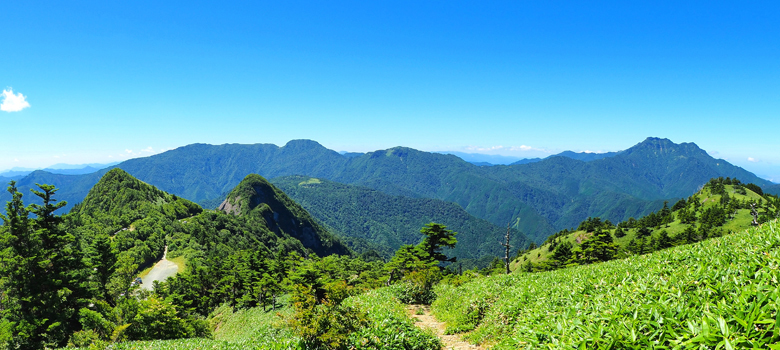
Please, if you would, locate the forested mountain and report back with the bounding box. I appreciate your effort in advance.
[218,174,349,257]
[553,150,621,162]
[270,175,530,267]
[766,184,780,196]
[1,138,775,243]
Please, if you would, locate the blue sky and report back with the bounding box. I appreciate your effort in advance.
[2,1,779,181]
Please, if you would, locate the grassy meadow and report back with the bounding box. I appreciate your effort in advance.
[434,220,780,349]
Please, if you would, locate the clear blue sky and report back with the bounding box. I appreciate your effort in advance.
[2,1,779,181]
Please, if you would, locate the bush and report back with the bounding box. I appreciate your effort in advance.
[288,283,368,349]
[125,297,210,341]
[392,268,440,305]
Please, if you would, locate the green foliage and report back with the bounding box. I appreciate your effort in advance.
[288,283,368,349]
[391,268,441,305]
[572,229,618,264]
[418,223,457,264]
[0,182,90,349]
[125,297,209,341]
[272,175,530,269]
[221,174,350,257]
[344,288,443,350]
[434,221,780,348]
[517,178,779,273]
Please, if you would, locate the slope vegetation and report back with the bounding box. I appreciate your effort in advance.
[514,178,780,271]
[271,175,530,268]
[3,138,774,243]
[433,220,780,348]
[218,174,349,257]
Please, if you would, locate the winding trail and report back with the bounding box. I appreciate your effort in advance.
[141,246,178,290]
[408,305,483,350]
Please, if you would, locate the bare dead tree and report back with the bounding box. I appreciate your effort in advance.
[500,219,518,274]
[751,202,759,226]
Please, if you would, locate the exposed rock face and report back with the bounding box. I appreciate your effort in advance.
[218,196,242,215]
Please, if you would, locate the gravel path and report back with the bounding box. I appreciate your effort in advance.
[141,246,178,291]
[408,305,483,350]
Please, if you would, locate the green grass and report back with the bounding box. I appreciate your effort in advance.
[209,297,296,344]
[168,256,187,273]
[69,288,441,349]
[434,220,780,349]
[513,184,773,268]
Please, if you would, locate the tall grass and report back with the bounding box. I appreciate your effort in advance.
[69,288,441,349]
[434,221,780,349]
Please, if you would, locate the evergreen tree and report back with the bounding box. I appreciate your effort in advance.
[0,182,89,349]
[550,241,573,267]
[614,226,626,238]
[684,226,698,244]
[657,230,673,249]
[85,233,117,304]
[417,223,457,264]
[576,229,618,263]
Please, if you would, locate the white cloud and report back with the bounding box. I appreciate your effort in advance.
[748,157,758,163]
[465,144,545,153]
[1,88,31,112]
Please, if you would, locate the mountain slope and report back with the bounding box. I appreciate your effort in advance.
[433,220,780,348]
[70,168,201,232]
[271,175,530,267]
[514,177,779,271]
[3,138,772,243]
[218,174,350,257]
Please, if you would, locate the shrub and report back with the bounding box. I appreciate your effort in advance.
[392,268,440,305]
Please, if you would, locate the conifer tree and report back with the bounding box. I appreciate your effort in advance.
[417,222,457,264]
[0,182,89,349]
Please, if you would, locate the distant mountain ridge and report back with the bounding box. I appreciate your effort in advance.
[0,162,118,177]
[1,137,773,243]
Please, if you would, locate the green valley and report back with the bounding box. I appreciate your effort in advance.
[270,175,530,269]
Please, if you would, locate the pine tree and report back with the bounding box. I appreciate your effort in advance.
[417,223,457,264]
[0,182,89,349]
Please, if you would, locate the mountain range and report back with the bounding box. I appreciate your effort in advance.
[1,137,777,244]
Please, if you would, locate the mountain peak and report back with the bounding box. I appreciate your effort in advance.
[626,137,707,157]
[283,139,326,150]
[219,174,350,256]
[219,174,275,215]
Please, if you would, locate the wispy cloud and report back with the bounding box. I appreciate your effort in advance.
[1,88,31,112]
[120,146,164,158]
[465,145,547,153]
[748,157,759,163]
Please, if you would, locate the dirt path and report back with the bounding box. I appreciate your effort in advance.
[141,246,178,291]
[408,305,483,350]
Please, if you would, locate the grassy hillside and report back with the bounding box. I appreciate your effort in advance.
[76,287,440,350]
[271,175,530,268]
[433,220,780,348]
[514,179,779,269]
